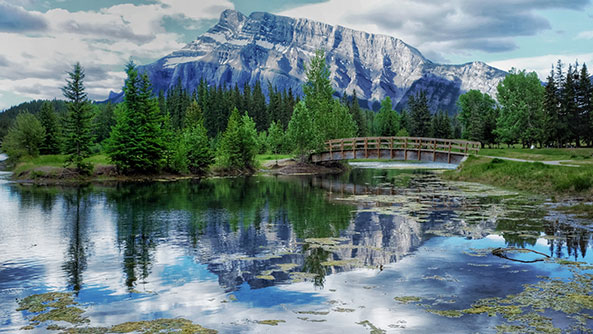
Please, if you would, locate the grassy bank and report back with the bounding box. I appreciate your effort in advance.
[444,155,593,197]
[479,147,593,161]
[12,154,111,175]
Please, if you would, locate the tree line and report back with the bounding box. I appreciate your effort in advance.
[2,50,469,175]
[457,61,593,148]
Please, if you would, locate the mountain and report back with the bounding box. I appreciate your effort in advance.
[119,9,507,113]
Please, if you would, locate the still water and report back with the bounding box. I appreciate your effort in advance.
[0,164,591,333]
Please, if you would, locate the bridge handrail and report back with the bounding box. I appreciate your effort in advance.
[324,137,481,154]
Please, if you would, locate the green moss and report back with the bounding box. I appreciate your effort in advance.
[17,292,217,333]
[423,262,593,333]
[255,320,286,326]
[296,310,330,315]
[426,309,463,318]
[110,319,217,333]
[256,275,275,280]
[333,307,355,313]
[297,317,326,322]
[356,320,386,334]
[393,296,423,304]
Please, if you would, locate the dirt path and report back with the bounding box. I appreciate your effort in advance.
[479,155,580,167]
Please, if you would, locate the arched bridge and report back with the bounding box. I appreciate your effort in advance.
[310,137,481,164]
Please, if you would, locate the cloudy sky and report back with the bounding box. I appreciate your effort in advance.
[1,0,592,110]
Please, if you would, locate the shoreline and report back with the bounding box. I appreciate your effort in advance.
[4,159,348,186]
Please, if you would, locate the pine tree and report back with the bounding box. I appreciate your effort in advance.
[217,108,258,170]
[349,91,367,136]
[564,65,580,146]
[183,101,213,174]
[577,63,592,146]
[408,91,432,137]
[399,109,411,135]
[543,66,560,146]
[93,102,116,144]
[430,111,452,139]
[37,101,61,154]
[62,62,94,174]
[107,62,166,174]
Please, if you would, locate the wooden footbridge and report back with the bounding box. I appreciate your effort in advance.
[310,137,481,164]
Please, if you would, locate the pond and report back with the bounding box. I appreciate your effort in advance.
[0,166,591,333]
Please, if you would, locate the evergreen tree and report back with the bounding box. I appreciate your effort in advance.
[564,65,580,146]
[577,63,592,146]
[183,101,213,174]
[217,108,258,170]
[1,112,45,160]
[287,101,319,161]
[408,91,432,137]
[543,66,560,146]
[37,101,61,154]
[62,62,94,173]
[374,96,400,136]
[457,90,497,146]
[430,111,452,139]
[93,102,116,144]
[349,91,367,136]
[107,62,166,174]
[399,109,411,135]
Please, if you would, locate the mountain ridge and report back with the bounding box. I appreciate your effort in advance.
[108,9,508,113]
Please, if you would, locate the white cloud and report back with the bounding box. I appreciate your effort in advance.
[279,0,590,62]
[0,0,234,104]
[488,52,593,80]
[576,30,593,39]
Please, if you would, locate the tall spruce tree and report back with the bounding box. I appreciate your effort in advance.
[183,100,213,174]
[37,101,61,154]
[564,65,580,146]
[107,62,166,173]
[217,108,258,170]
[430,111,452,139]
[349,91,367,136]
[543,66,560,146]
[577,63,592,146]
[62,63,94,173]
[408,91,432,137]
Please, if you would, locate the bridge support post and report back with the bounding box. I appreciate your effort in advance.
[433,139,436,161]
[390,138,393,159]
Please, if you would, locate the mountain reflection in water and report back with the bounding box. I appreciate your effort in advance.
[0,169,591,333]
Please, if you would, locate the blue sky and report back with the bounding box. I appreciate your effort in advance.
[1,0,592,110]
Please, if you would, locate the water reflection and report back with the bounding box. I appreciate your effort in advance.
[1,170,592,332]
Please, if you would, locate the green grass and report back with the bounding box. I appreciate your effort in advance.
[13,154,112,175]
[479,148,593,161]
[255,154,293,163]
[444,155,593,196]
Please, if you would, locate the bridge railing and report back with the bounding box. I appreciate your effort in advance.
[325,137,481,156]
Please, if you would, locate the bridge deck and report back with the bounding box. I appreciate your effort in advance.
[310,137,480,164]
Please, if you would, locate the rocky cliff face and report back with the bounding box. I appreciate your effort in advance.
[129,9,507,113]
